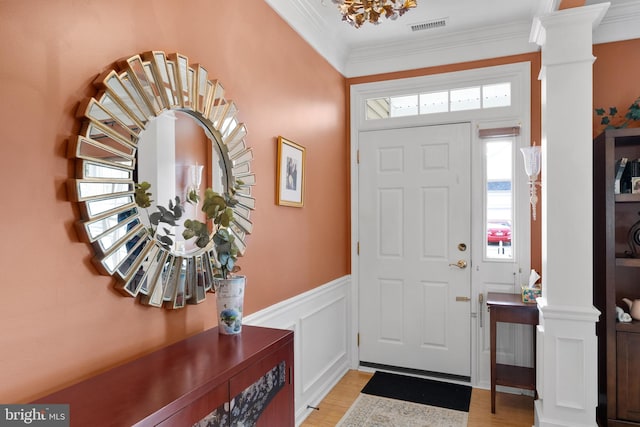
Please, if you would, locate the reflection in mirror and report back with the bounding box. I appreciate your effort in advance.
[100,228,147,274]
[69,51,255,309]
[81,161,131,180]
[173,54,191,108]
[196,66,208,113]
[136,110,225,256]
[84,99,139,142]
[80,123,136,157]
[75,181,133,201]
[147,51,175,108]
[84,207,138,241]
[119,71,154,119]
[133,249,169,302]
[118,244,158,296]
[82,195,135,219]
[73,136,135,169]
[125,56,162,113]
[93,216,141,255]
[103,72,148,124]
[116,239,153,285]
[100,92,143,132]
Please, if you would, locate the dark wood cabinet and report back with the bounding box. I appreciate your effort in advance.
[617,330,640,422]
[594,128,640,426]
[34,325,294,427]
[156,382,228,426]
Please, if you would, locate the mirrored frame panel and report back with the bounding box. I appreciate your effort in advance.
[68,51,255,309]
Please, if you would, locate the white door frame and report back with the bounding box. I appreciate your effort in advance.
[349,62,532,387]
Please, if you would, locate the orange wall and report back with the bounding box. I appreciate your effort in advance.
[559,0,586,10]
[0,0,347,402]
[593,39,640,136]
[347,53,544,272]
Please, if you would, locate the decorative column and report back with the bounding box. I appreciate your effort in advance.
[530,4,608,427]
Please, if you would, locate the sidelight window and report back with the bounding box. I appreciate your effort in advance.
[484,139,514,260]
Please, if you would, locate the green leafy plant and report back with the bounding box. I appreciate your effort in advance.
[134,182,183,251]
[183,188,240,279]
[134,182,241,279]
[595,96,640,130]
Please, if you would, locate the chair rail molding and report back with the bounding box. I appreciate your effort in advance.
[244,275,352,425]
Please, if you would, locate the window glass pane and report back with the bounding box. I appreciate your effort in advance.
[390,95,418,117]
[485,139,513,259]
[483,83,511,108]
[366,97,390,120]
[419,91,449,115]
[365,81,510,120]
[450,87,481,111]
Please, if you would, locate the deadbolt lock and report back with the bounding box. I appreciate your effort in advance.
[458,243,467,251]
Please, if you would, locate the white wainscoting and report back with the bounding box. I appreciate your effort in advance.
[243,275,352,426]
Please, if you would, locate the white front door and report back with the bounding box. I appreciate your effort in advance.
[358,122,471,378]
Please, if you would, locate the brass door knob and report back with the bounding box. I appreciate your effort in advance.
[448,260,467,269]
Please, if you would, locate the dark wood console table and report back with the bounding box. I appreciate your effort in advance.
[35,325,294,426]
[486,292,539,413]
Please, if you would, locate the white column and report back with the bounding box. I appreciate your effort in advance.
[138,111,177,206]
[530,4,608,426]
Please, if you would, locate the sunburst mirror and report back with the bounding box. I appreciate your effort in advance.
[68,51,255,309]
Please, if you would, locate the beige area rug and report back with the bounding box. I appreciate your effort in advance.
[337,393,468,427]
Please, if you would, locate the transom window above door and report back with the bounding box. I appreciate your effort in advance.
[365,82,511,120]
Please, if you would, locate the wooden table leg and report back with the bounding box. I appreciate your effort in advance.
[490,308,497,414]
[485,293,539,414]
[533,324,537,400]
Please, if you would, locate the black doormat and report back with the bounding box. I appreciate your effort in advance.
[361,371,472,412]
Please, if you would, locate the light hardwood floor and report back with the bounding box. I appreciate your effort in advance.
[301,370,535,427]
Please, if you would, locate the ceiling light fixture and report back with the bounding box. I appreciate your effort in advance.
[332,0,418,28]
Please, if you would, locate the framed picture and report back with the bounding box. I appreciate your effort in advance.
[633,177,640,194]
[276,136,305,207]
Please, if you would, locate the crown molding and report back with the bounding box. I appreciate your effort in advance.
[265,0,640,78]
[264,0,351,73]
[593,1,640,44]
[345,20,538,77]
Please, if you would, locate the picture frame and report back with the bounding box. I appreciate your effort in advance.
[633,176,640,194]
[276,136,305,207]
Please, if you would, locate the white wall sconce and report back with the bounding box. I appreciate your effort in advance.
[184,163,204,205]
[520,144,541,220]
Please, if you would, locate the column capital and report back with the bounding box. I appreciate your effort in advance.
[530,3,610,48]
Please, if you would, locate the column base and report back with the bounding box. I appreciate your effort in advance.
[534,298,600,427]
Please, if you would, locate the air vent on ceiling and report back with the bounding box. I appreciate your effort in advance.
[410,17,447,32]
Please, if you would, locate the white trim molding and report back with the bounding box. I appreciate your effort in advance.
[350,61,532,390]
[593,0,640,45]
[344,21,538,77]
[244,275,352,426]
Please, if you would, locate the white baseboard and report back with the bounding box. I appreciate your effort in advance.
[244,275,352,426]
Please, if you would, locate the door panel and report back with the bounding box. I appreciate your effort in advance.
[358,123,471,377]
